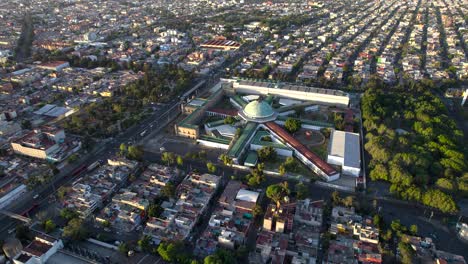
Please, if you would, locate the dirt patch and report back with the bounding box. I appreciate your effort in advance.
[295,129,325,146]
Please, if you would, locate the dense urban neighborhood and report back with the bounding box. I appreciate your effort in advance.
[0,0,467,264]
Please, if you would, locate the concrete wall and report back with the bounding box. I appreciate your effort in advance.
[315,181,355,192]
[343,166,360,177]
[42,239,64,263]
[196,139,230,150]
[328,155,360,177]
[87,238,119,251]
[327,155,343,166]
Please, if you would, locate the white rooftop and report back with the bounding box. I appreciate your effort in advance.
[215,124,237,138]
[279,98,302,106]
[329,130,360,168]
[236,189,259,203]
[242,95,260,102]
[188,99,205,107]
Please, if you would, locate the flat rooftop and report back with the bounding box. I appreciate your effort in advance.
[233,78,349,97]
[329,130,360,168]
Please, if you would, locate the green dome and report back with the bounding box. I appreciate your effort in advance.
[243,100,275,119]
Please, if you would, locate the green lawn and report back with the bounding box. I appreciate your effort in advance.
[263,156,319,180]
[263,158,283,171]
[308,138,329,160]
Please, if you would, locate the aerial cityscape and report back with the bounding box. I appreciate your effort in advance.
[0,0,467,263]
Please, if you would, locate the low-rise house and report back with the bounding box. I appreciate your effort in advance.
[251,199,324,263]
[11,126,80,162]
[144,172,220,243]
[326,205,384,263]
[294,199,323,227]
[13,234,63,264]
[195,181,259,257]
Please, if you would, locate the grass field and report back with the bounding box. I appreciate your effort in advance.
[308,138,329,160]
[263,156,319,180]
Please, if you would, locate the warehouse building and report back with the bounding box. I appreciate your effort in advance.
[327,130,361,177]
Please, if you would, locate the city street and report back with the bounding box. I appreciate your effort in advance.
[0,100,181,238]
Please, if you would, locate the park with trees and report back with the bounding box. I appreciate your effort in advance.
[61,64,193,139]
[362,87,467,213]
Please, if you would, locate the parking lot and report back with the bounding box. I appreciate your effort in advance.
[142,132,225,162]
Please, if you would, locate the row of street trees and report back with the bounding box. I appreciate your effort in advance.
[120,143,144,160]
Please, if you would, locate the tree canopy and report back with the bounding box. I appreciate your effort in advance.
[224,116,236,125]
[295,182,309,200]
[43,219,56,233]
[206,162,217,173]
[127,145,143,160]
[62,218,88,240]
[362,88,465,213]
[266,182,290,208]
[246,163,265,187]
[157,241,185,262]
[60,208,79,221]
[257,146,277,162]
[284,118,302,134]
[204,249,236,264]
[220,154,233,166]
[162,152,176,165]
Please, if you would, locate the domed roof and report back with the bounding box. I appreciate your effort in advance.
[243,100,275,119]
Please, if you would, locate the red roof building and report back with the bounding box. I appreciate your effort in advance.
[264,122,339,181]
[37,61,70,71]
[200,39,241,51]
